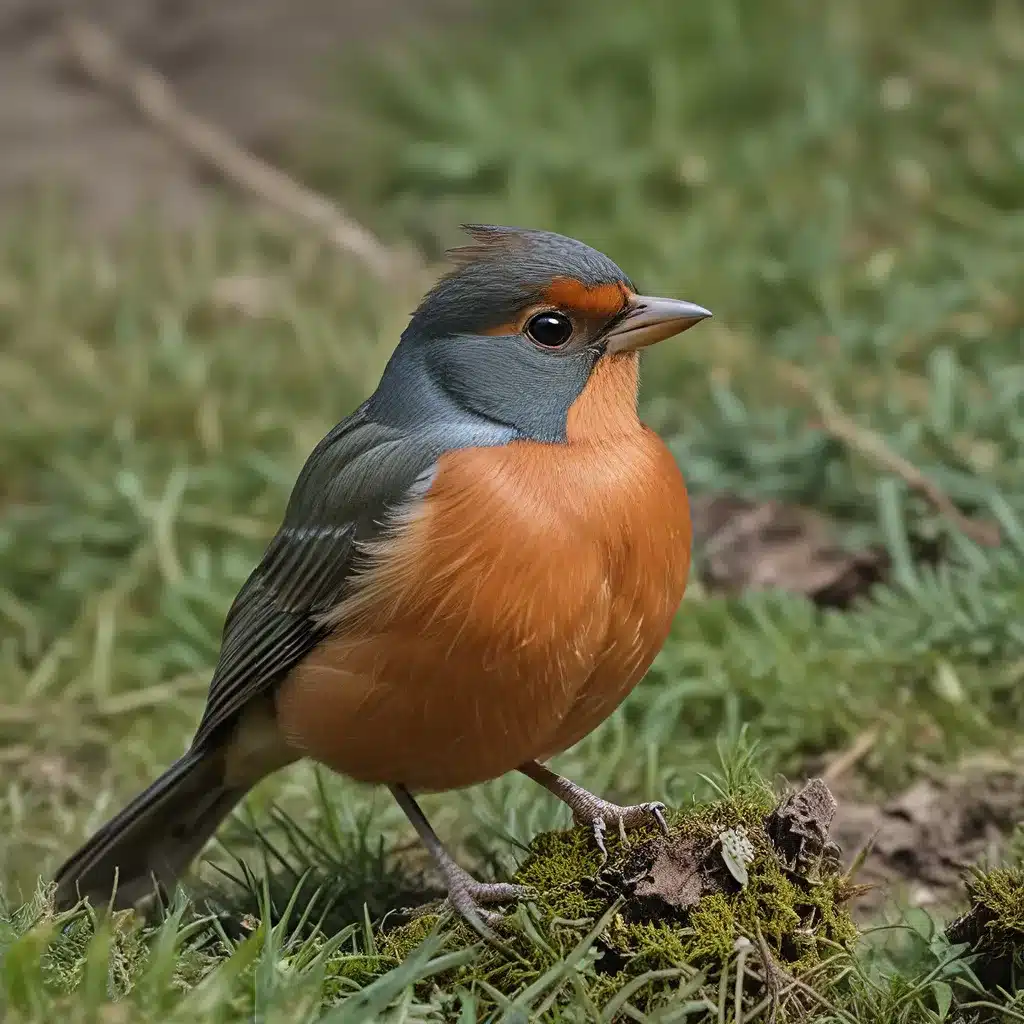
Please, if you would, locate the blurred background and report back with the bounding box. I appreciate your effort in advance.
[1,0,1023,987]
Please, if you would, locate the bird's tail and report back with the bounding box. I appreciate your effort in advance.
[53,747,244,912]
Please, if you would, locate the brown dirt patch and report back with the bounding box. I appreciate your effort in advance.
[0,0,469,229]
[830,763,1024,920]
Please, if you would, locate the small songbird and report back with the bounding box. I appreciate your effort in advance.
[53,225,710,936]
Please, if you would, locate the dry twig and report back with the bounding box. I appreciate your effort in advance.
[822,727,879,785]
[780,363,1001,547]
[753,924,792,1024]
[59,17,397,277]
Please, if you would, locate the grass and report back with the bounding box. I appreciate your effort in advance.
[2,0,1024,1018]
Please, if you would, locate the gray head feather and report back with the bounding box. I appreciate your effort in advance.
[406,225,631,339]
[370,226,631,445]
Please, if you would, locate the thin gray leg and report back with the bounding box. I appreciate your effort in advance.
[390,784,531,940]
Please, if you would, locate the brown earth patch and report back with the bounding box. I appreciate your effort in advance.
[830,763,1024,920]
[0,0,470,229]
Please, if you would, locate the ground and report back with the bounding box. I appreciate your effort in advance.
[2,0,1024,1020]
[0,0,464,229]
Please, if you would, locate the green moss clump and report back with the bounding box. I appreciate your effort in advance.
[328,953,397,990]
[375,781,860,1017]
[967,866,1024,941]
[945,865,1024,993]
[379,910,439,960]
[513,828,607,920]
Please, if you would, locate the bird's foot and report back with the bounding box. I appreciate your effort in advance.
[517,762,671,863]
[441,860,532,940]
[564,789,670,862]
[390,783,531,944]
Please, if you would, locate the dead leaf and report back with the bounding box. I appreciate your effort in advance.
[691,493,890,607]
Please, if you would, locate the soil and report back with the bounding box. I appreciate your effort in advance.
[830,763,1024,920]
[0,0,467,229]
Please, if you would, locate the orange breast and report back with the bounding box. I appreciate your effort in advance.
[275,354,691,791]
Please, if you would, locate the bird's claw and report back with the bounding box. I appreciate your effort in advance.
[575,800,670,862]
[442,871,532,942]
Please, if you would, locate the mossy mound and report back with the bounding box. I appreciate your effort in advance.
[946,865,1024,992]
[375,779,861,1018]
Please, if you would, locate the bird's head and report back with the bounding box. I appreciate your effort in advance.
[377,225,711,442]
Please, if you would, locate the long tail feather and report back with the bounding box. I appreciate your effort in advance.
[53,748,243,911]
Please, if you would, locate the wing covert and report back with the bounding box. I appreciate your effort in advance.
[190,407,438,748]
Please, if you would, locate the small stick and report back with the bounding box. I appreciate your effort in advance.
[752,924,792,1024]
[780,363,1001,547]
[822,727,878,785]
[59,17,396,277]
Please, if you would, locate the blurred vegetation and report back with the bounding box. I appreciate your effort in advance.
[2,0,1024,1018]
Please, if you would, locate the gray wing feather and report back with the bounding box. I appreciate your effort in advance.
[190,407,439,749]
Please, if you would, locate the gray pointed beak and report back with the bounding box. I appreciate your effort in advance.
[604,294,712,354]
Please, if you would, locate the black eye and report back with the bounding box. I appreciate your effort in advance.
[525,311,573,348]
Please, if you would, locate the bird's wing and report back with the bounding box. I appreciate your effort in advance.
[190,405,440,749]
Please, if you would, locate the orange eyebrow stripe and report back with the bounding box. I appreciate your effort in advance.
[542,277,630,319]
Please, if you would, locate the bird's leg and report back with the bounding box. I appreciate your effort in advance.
[389,784,531,940]
[518,761,669,862]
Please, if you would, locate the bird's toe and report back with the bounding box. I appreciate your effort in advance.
[442,866,532,940]
[576,799,670,861]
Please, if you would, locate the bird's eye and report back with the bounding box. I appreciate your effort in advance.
[525,311,573,348]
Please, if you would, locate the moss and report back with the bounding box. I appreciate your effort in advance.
[378,911,440,962]
[735,855,802,943]
[38,909,151,999]
[514,828,605,920]
[968,866,1024,939]
[682,894,737,964]
[945,865,1024,993]
[953,864,1024,962]
[378,901,561,998]
[615,918,701,972]
[328,953,396,990]
[805,875,861,947]
[374,782,860,1017]
[663,784,778,842]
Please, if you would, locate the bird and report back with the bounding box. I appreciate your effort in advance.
[52,224,711,937]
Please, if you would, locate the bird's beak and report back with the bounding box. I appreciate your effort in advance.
[604,295,712,354]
